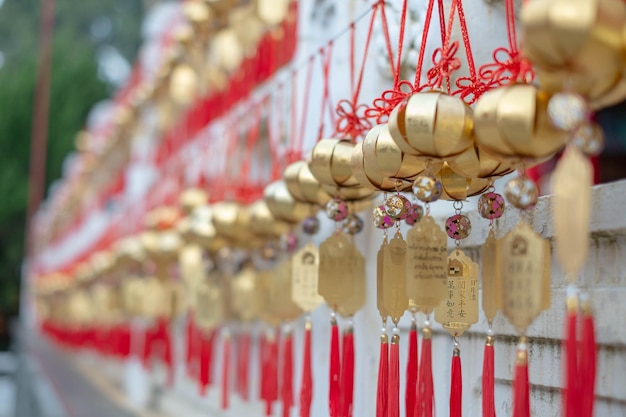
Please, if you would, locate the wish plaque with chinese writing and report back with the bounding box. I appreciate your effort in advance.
[231,267,261,322]
[272,260,303,322]
[435,250,479,337]
[481,230,502,324]
[292,243,324,313]
[499,221,551,334]
[318,232,360,311]
[195,279,223,331]
[406,215,448,313]
[377,239,388,320]
[383,231,409,324]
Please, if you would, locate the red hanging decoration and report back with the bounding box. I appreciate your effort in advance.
[512,339,530,417]
[199,330,215,396]
[221,330,231,410]
[376,332,389,417]
[580,297,596,417]
[450,346,462,417]
[415,327,434,417]
[482,335,496,417]
[388,332,400,417]
[563,298,580,417]
[185,312,198,378]
[281,330,294,417]
[299,319,313,417]
[406,321,418,417]
[263,329,280,416]
[341,326,355,417]
[238,331,251,401]
[329,317,341,417]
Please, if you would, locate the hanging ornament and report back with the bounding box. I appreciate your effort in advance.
[478,185,505,417]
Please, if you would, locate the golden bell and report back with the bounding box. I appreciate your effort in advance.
[351,129,405,192]
[473,84,568,163]
[521,0,626,100]
[388,91,474,160]
[264,180,312,223]
[248,200,292,237]
[179,188,209,214]
[284,160,332,205]
[447,144,514,179]
[309,139,360,188]
[438,163,491,201]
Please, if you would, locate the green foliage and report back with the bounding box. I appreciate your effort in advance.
[0,0,143,315]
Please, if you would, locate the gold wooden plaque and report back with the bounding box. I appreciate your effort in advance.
[179,244,205,287]
[481,230,502,325]
[258,270,281,327]
[383,231,409,325]
[318,232,359,311]
[552,146,592,279]
[499,222,551,334]
[337,248,365,317]
[435,250,479,337]
[195,279,223,331]
[122,277,145,317]
[377,239,388,320]
[231,267,261,322]
[272,261,303,322]
[292,243,324,313]
[406,215,448,313]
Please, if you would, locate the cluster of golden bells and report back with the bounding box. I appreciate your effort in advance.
[34,0,626,345]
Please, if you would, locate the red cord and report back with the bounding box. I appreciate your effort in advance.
[450,350,462,417]
[406,322,418,417]
[329,319,341,417]
[477,0,534,88]
[376,333,389,417]
[299,321,313,417]
[388,334,400,417]
[317,43,335,142]
[482,339,495,417]
[334,4,378,140]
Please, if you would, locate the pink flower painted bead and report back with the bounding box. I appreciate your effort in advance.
[405,203,424,226]
[373,205,394,229]
[478,192,505,220]
[325,198,349,221]
[446,214,471,239]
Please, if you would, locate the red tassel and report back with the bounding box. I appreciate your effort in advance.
[239,331,251,401]
[564,301,580,417]
[512,340,530,417]
[281,331,294,417]
[415,327,433,417]
[142,326,153,369]
[450,347,462,417]
[185,312,196,377]
[406,322,418,417]
[154,317,174,387]
[260,332,268,403]
[341,327,355,417]
[199,330,215,396]
[377,333,389,417]
[388,333,400,417]
[580,301,596,417]
[221,330,231,410]
[329,318,341,417]
[264,329,279,416]
[299,320,313,417]
[482,336,495,417]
